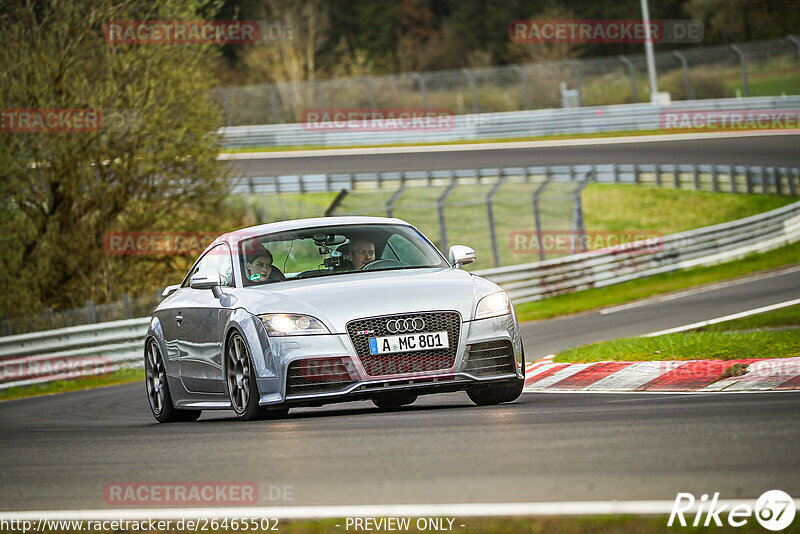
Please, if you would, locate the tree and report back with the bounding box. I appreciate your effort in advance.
[0,0,233,317]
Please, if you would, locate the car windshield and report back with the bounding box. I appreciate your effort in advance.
[238,223,448,286]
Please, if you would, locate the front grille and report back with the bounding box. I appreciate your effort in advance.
[346,311,461,377]
[286,357,358,396]
[463,340,516,376]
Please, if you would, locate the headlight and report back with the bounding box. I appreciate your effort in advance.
[474,291,512,320]
[259,314,330,336]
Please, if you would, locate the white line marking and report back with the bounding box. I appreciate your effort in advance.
[525,363,590,389]
[703,357,800,391]
[6,499,799,520]
[218,130,800,160]
[642,298,800,337]
[600,264,800,315]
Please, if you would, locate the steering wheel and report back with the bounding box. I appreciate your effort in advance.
[361,259,408,270]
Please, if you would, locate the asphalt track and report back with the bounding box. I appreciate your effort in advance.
[229,133,800,176]
[1,269,799,512]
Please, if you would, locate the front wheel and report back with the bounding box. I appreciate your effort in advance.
[145,339,202,423]
[226,331,288,421]
[466,378,524,406]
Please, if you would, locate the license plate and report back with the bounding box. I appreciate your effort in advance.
[369,331,449,355]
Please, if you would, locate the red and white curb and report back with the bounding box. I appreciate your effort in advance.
[524,356,800,392]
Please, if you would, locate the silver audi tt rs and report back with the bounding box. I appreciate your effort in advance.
[145,216,525,422]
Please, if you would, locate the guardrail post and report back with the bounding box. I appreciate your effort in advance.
[613,163,619,183]
[46,308,55,329]
[361,77,377,109]
[486,171,508,267]
[746,166,754,194]
[634,164,640,184]
[672,51,694,100]
[618,56,638,103]
[730,166,738,194]
[122,294,132,319]
[461,69,480,114]
[386,173,409,218]
[674,166,681,189]
[512,65,529,110]
[711,164,719,192]
[86,299,96,324]
[323,173,331,192]
[410,72,429,110]
[693,164,700,190]
[655,163,662,187]
[532,168,555,262]
[760,167,768,194]
[790,168,799,196]
[437,172,457,252]
[788,36,800,67]
[730,44,750,97]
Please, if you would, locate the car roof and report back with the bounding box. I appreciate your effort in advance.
[212,216,411,251]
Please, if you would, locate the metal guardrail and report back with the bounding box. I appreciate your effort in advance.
[220,95,800,148]
[473,199,800,303]
[1,190,798,391]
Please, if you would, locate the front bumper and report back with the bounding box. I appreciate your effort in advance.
[254,313,523,406]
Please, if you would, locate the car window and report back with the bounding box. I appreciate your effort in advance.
[385,233,427,264]
[182,243,233,288]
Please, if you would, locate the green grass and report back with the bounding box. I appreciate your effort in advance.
[703,303,800,332]
[0,367,143,402]
[554,330,800,363]
[515,240,800,322]
[554,291,800,364]
[725,71,800,98]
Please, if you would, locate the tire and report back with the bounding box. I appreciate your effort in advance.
[145,339,202,423]
[226,331,289,421]
[466,378,524,406]
[372,394,417,410]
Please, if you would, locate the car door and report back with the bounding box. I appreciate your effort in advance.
[173,243,234,394]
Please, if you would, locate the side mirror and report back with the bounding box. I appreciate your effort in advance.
[449,245,476,268]
[161,284,181,298]
[190,268,223,298]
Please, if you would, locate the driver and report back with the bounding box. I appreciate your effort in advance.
[246,249,285,283]
[348,238,375,270]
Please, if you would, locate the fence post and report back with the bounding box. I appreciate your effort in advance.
[486,170,508,267]
[745,166,753,194]
[122,293,133,319]
[774,167,783,195]
[361,77,377,109]
[634,163,640,184]
[613,162,619,183]
[569,61,583,106]
[386,174,408,218]
[86,299,97,323]
[512,65,529,110]
[437,172,457,252]
[461,68,480,114]
[671,51,694,100]
[788,35,800,67]
[618,55,638,103]
[711,164,719,192]
[730,44,750,97]
[789,167,799,196]
[572,169,594,254]
[693,163,700,190]
[267,85,281,124]
[410,72,429,110]
[655,163,662,187]
[674,165,681,189]
[730,166,738,194]
[532,167,555,262]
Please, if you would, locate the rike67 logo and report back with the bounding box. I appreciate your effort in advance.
[669,490,796,530]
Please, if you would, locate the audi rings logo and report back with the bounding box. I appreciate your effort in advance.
[386,318,425,333]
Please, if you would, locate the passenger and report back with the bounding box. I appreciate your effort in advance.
[246,249,285,283]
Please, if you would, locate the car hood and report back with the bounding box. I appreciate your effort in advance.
[230,267,501,333]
